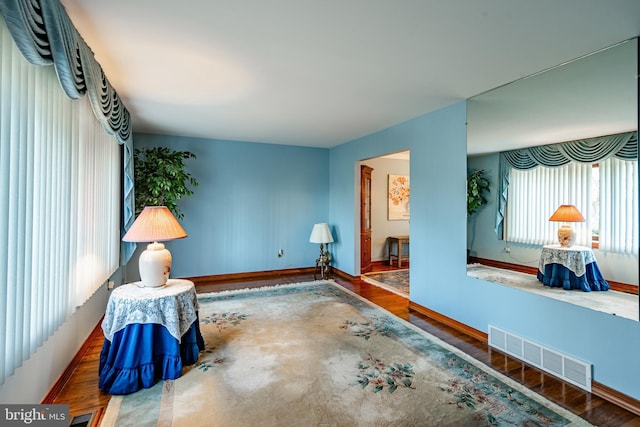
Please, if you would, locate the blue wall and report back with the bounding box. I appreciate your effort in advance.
[132,133,329,278]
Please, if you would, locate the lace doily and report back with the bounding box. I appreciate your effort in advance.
[102,279,199,342]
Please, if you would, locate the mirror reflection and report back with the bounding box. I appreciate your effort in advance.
[466,38,638,321]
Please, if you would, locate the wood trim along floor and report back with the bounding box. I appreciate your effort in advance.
[408,300,487,343]
[592,382,640,417]
[42,321,105,404]
[186,267,316,285]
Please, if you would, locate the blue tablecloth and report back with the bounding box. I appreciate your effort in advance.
[537,244,609,292]
[537,262,610,292]
[99,319,204,395]
[99,279,205,394]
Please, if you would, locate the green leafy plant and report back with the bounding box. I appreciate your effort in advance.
[133,147,199,219]
[467,169,490,216]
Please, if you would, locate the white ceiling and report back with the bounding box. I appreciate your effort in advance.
[59,0,640,151]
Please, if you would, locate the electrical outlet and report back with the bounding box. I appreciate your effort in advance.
[504,246,511,253]
[278,249,284,258]
[108,280,115,289]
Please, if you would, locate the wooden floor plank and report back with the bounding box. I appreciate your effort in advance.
[48,266,639,425]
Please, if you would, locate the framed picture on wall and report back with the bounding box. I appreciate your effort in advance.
[388,174,410,220]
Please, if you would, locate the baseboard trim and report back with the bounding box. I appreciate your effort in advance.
[468,256,537,275]
[42,319,104,404]
[408,300,488,343]
[470,256,638,295]
[186,267,360,289]
[592,381,640,416]
[332,268,359,282]
[186,267,315,286]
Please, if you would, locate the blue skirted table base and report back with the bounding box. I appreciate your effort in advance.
[99,320,204,395]
[537,263,610,292]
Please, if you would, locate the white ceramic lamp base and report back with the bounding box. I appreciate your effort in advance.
[139,242,172,287]
[557,225,576,247]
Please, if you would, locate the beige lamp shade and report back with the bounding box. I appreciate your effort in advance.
[309,223,334,244]
[309,223,333,280]
[123,206,187,242]
[122,206,187,287]
[549,205,586,223]
[549,205,585,247]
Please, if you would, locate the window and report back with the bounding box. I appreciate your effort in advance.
[0,17,121,385]
[599,157,639,254]
[591,164,599,246]
[505,162,591,246]
[505,159,638,255]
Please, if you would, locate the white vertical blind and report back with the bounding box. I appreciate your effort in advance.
[599,158,639,254]
[0,16,120,385]
[505,163,591,246]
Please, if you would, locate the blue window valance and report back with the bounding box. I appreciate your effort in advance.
[495,131,638,239]
[0,0,135,263]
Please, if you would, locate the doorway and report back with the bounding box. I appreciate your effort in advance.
[358,150,410,278]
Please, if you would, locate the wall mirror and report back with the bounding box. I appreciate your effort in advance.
[466,38,638,321]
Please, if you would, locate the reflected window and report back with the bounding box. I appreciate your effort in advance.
[505,158,638,254]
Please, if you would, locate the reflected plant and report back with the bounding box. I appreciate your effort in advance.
[467,169,490,216]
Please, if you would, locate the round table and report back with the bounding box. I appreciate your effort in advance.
[99,279,205,394]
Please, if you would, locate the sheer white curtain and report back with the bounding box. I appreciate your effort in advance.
[599,158,639,254]
[505,163,592,246]
[0,16,120,385]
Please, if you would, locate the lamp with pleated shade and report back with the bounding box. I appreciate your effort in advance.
[309,223,334,279]
[122,206,187,287]
[549,205,585,247]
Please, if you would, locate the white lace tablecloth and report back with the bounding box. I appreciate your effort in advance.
[538,244,596,277]
[102,279,199,342]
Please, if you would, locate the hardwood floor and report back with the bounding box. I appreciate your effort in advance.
[49,262,640,426]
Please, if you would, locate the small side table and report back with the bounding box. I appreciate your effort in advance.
[388,235,410,268]
[537,244,609,292]
[99,279,205,394]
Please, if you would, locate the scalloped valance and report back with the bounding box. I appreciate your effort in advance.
[502,131,637,170]
[0,0,135,263]
[0,0,132,143]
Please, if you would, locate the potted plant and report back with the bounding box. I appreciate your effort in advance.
[467,169,490,216]
[467,169,490,263]
[133,147,199,219]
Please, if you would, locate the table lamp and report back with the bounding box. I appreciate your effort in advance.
[122,206,187,287]
[549,204,585,247]
[309,223,334,279]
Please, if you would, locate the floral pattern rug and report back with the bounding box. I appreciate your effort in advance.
[363,270,410,297]
[100,281,590,427]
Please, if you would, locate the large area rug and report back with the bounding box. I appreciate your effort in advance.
[467,264,638,322]
[363,270,410,297]
[100,281,590,426]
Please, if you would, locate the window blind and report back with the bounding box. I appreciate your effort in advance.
[0,15,120,385]
[504,163,591,246]
[599,157,639,254]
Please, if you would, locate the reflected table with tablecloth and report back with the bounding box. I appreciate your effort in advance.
[99,279,204,394]
[537,244,609,292]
